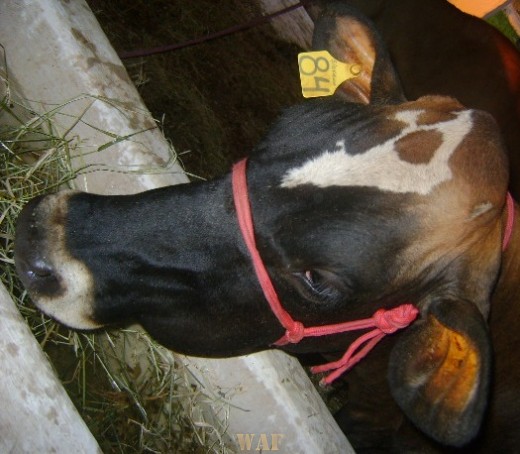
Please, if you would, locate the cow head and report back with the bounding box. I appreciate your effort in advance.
[14,3,509,448]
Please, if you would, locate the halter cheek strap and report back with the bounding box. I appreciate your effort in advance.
[232,158,515,385]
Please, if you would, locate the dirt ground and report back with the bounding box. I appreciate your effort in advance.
[87,0,303,179]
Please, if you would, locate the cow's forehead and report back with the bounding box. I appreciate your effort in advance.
[281,108,473,196]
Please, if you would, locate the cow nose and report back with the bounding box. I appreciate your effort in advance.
[15,253,62,296]
[14,196,63,297]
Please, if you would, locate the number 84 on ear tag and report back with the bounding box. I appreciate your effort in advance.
[298,50,361,98]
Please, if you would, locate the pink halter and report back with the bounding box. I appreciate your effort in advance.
[232,158,515,385]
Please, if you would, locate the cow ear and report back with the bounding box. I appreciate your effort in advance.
[312,2,405,104]
[388,298,491,447]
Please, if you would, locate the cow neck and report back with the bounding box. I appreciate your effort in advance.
[232,158,515,385]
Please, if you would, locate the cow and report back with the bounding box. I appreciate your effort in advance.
[308,0,520,200]
[13,3,519,452]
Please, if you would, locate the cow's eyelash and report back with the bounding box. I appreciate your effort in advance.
[293,269,345,304]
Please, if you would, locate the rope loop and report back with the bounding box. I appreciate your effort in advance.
[233,159,514,384]
[285,321,305,343]
[373,304,419,334]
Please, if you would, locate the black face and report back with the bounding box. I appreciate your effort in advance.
[14,98,425,356]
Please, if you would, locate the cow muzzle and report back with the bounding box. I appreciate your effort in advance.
[14,192,100,330]
[15,195,63,297]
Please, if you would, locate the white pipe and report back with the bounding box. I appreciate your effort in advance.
[0,284,102,453]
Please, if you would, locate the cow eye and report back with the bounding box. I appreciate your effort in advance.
[293,269,345,303]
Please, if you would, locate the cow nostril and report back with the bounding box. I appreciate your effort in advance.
[17,256,63,297]
[14,195,65,297]
[29,258,54,278]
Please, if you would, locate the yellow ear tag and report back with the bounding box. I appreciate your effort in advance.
[298,50,361,98]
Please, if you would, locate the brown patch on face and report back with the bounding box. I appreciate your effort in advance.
[396,130,443,164]
[412,96,465,122]
[417,109,457,126]
[394,100,507,290]
[450,110,509,205]
[424,317,479,413]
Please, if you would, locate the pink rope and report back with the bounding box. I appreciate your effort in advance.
[309,305,418,385]
[232,159,515,384]
[232,159,300,332]
[312,332,385,385]
[232,159,418,384]
[273,304,418,345]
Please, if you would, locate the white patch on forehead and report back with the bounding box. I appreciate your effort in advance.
[281,109,473,195]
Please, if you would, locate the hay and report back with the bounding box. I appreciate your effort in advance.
[0,66,232,453]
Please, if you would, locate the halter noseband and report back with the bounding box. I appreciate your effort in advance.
[232,158,515,385]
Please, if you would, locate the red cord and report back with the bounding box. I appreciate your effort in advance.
[232,159,516,384]
[232,159,299,333]
[232,159,418,384]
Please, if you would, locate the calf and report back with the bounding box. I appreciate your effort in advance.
[309,0,520,199]
[14,3,519,452]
